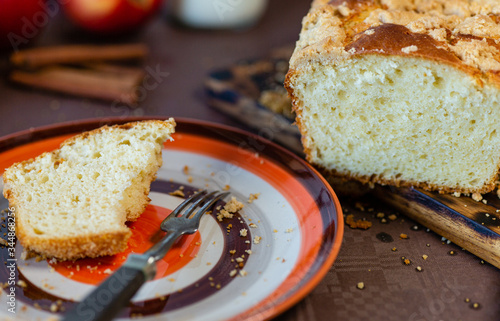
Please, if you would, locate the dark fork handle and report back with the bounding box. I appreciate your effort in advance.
[62,255,154,321]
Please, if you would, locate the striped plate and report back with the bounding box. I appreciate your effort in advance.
[0,118,343,320]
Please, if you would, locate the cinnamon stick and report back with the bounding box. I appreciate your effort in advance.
[10,44,148,69]
[10,66,142,104]
[83,63,145,80]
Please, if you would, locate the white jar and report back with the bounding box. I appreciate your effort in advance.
[170,0,268,29]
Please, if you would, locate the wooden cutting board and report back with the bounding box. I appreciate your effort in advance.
[374,186,500,268]
[204,49,500,269]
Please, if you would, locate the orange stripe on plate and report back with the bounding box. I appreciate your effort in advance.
[0,130,342,320]
[50,205,201,284]
[166,133,330,316]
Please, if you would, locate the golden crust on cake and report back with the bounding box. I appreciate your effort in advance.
[291,0,500,82]
[286,0,500,194]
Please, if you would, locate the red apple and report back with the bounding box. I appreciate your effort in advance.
[0,0,48,51]
[62,0,163,34]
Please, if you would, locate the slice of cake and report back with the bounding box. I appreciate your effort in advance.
[2,119,176,260]
[285,0,500,194]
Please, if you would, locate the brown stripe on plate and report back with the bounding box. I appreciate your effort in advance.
[0,179,252,317]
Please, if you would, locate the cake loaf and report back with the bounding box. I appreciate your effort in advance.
[285,0,500,194]
[2,119,176,260]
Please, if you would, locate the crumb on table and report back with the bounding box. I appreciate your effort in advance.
[345,214,372,229]
[472,193,483,202]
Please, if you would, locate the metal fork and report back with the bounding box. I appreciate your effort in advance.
[63,190,229,321]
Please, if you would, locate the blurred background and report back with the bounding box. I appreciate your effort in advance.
[2,2,500,321]
[0,0,309,137]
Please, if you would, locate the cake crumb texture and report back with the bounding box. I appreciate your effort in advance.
[2,119,176,260]
[286,0,500,194]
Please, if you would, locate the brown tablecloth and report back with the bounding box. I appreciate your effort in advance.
[0,1,498,320]
[277,192,500,321]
